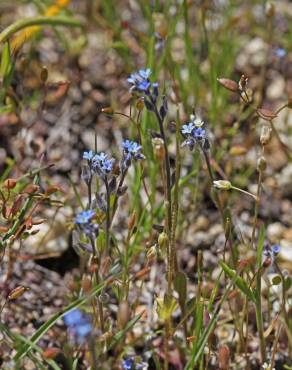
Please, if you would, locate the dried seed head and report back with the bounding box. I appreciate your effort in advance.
[3,178,17,189]
[147,245,157,262]
[260,125,272,146]
[257,156,267,172]
[8,286,29,300]
[217,78,238,92]
[238,74,248,91]
[218,344,230,370]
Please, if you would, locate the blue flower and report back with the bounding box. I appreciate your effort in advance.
[128,69,152,93]
[64,309,92,345]
[122,140,145,160]
[122,358,134,370]
[272,244,280,255]
[274,48,286,58]
[181,122,195,135]
[92,152,115,177]
[83,150,95,161]
[64,309,83,326]
[75,210,95,225]
[193,127,206,140]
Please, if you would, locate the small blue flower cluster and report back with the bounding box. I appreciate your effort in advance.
[128,69,162,113]
[63,309,92,345]
[263,243,281,266]
[181,114,209,151]
[83,151,115,179]
[75,209,98,236]
[121,140,145,173]
[128,69,153,93]
[122,357,146,370]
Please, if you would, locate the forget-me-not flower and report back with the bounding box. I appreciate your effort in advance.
[128,69,152,93]
[92,152,115,178]
[181,114,209,151]
[64,309,92,345]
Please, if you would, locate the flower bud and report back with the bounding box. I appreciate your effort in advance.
[147,245,157,262]
[213,180,232,190]
[257,156,267,172]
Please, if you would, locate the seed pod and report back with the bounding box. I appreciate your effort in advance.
[81,276,92,293]
[217,78,238,92]
[136,97,145,111]
[257,108,277,121]
[101,107,114,114]
[218,344,230,370]
[117,301,131,329]
[8,286,29,300]
[3,178,17,189]
[128,211,136,231]
[152,137,165,160]
[265,2,275,17]
[260,125,272,146]
[40,66,48,83]
[213,180,232,190]
[43,348,61,359]
[22,184,40,194]
[229,146,247,156]
[158,232,168,249]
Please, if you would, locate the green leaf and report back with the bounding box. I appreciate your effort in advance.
[174,271,187,308]
[0,41,12,78]
[220,261,256,303]
[107,311,144,350]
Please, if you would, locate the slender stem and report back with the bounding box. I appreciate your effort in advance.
[110,171,127,227]
[104,178,111,255]
[251,168,262,249]
[153,105,172,233]
[231,186,258,201]
[0,16,83,44]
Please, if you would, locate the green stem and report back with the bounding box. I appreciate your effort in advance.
[0,16,83,44]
